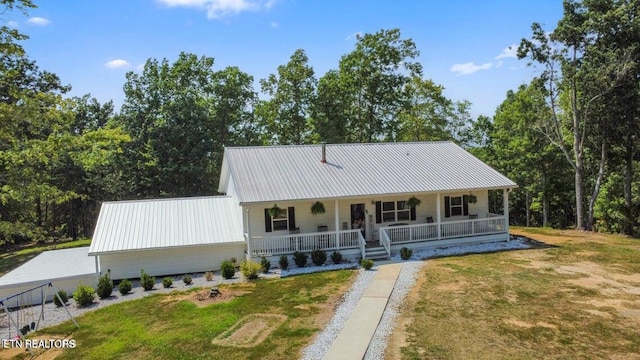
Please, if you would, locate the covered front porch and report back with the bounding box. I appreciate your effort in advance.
[243,189,511,260]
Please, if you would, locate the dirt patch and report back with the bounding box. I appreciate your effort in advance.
[211,314,287,348]
[161,287,250,308]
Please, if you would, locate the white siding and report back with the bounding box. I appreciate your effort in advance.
[0,275,97,308]
[439,190,489,221]
[100,243,245,280]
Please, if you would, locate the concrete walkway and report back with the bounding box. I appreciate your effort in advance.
[323,262,402,360]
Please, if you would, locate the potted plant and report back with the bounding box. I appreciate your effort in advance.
[407,196,421,208]
[310,201,326,215]
[268,204,283,218]
[467,194,477,204]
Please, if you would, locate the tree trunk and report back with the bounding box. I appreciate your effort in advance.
[574,156,585,230]
[525,190,530,227]
[543,193,549,227]
[623,134,634,235]
[587,139,606,231]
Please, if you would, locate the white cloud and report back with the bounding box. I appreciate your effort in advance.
[495,60,504,68]
[270,21,278,28]
[157,0,279,19]
[105,59,131,69]
[495,44,517,60]
[7,20,19,28]
[26,17,51,26]
[450,62,492,76]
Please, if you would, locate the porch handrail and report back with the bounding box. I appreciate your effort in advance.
[251,229,360,256]
[357,231,366,259]
[379,229,391,257]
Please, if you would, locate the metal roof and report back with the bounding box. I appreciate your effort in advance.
[0,247,94,288]
[89,196,244,255]
[220,142,517,204]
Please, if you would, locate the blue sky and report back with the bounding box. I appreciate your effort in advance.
[7,0,563,118]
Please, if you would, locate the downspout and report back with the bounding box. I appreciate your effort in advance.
[503,189,510,240]
[334,199,340,249]
[94,255,100,279]
[245,206,252,259]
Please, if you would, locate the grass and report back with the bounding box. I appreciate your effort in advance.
[392,228,640,359]
[0,238,91,276]
[27,269,355,360]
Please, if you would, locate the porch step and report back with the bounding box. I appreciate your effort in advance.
[364,246,389,261]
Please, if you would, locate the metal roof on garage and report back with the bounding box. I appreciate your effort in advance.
[219,141,517,204]
[89,196,244,255]
[0,247,94,288]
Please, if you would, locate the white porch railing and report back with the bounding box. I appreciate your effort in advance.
[380,216,505,245]
[357,231,366,259]
[250,229,361,256]
[379,229,391,257]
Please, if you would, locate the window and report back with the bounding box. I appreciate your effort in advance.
[272,208,288,231]
[445,195,468,218]
[381,201,411,223]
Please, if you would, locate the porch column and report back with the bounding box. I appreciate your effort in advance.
[436,193,442,240]
[245,206,252,258]
[334,199,340,249]
[503,189,510,240]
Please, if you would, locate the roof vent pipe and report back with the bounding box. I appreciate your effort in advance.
[321,143,326,163]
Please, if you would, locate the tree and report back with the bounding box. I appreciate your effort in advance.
[396,76,453,142]
[257,49,316,145]
[0,0,35,56]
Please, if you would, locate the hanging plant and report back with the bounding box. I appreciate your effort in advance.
[407,196,421,208]
[467,194,477,204]
[311,201,326,215]
[268,204,283,218]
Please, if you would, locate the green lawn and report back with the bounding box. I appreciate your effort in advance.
[391,228,640,359]
[25,270,355,360]
[0,239,91,276]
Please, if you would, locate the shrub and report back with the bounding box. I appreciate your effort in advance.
[96,273,114,299]
[182,275,192,285]
[118,279,132,295]
[53,290,68,307]
[221,259,236,279]
[279,255,289,270]
[140,269,155,291]
[73,284,95,307]
[240,259,261,280]
[331,251,343,264]
[400,247,413,260]
[260,256,271,273]
[311,249,327,266]
[360,259,375,270]
[205,271,214,281]
[293,251,308,267]
[163,277,173,288]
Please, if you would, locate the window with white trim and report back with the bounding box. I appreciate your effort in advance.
[449,196,463,216]
[382,201,411,222]
[272,208,288,231]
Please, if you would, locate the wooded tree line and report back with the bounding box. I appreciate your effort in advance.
[1,0,638,245]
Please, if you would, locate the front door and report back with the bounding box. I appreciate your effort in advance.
[350,203,365,239]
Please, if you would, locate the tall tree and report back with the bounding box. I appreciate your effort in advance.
[0,0,35,56]
[258,49,316,145]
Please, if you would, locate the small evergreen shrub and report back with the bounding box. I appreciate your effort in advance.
[140,269,155,291]
[205,271,214,281]
[293,251,308,267]
[118,279,132,295]
[182,275,192,285]
[53,290,68,307]
[360,259,375,270]
[400,247,413,260]
[279,255,289,270]
[260,256,271,273]
[96,273,114,299]
[73,284,95,307]
[221,259,236,279]
[163,277,173,288]
[311,249,327,266]
[331,251,343,264]
[240,259,261,280]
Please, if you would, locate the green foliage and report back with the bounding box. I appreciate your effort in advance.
[221,259,236,279]
[260,256,271,273]
[330,251,343,264]
[182,275,192,285]
[140,269,155,291]
[96,273,114,299]
[53,290,68,307]
[293,251,308,268]
[311,249,327,266]
[310,201,326,215]
[240,259,261,280]
[162,277,173,288]
[279,255,289,270]
[118,279,132,295]
[73,284,95,307]
[400,247,413,260]
[360,259,375,270]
